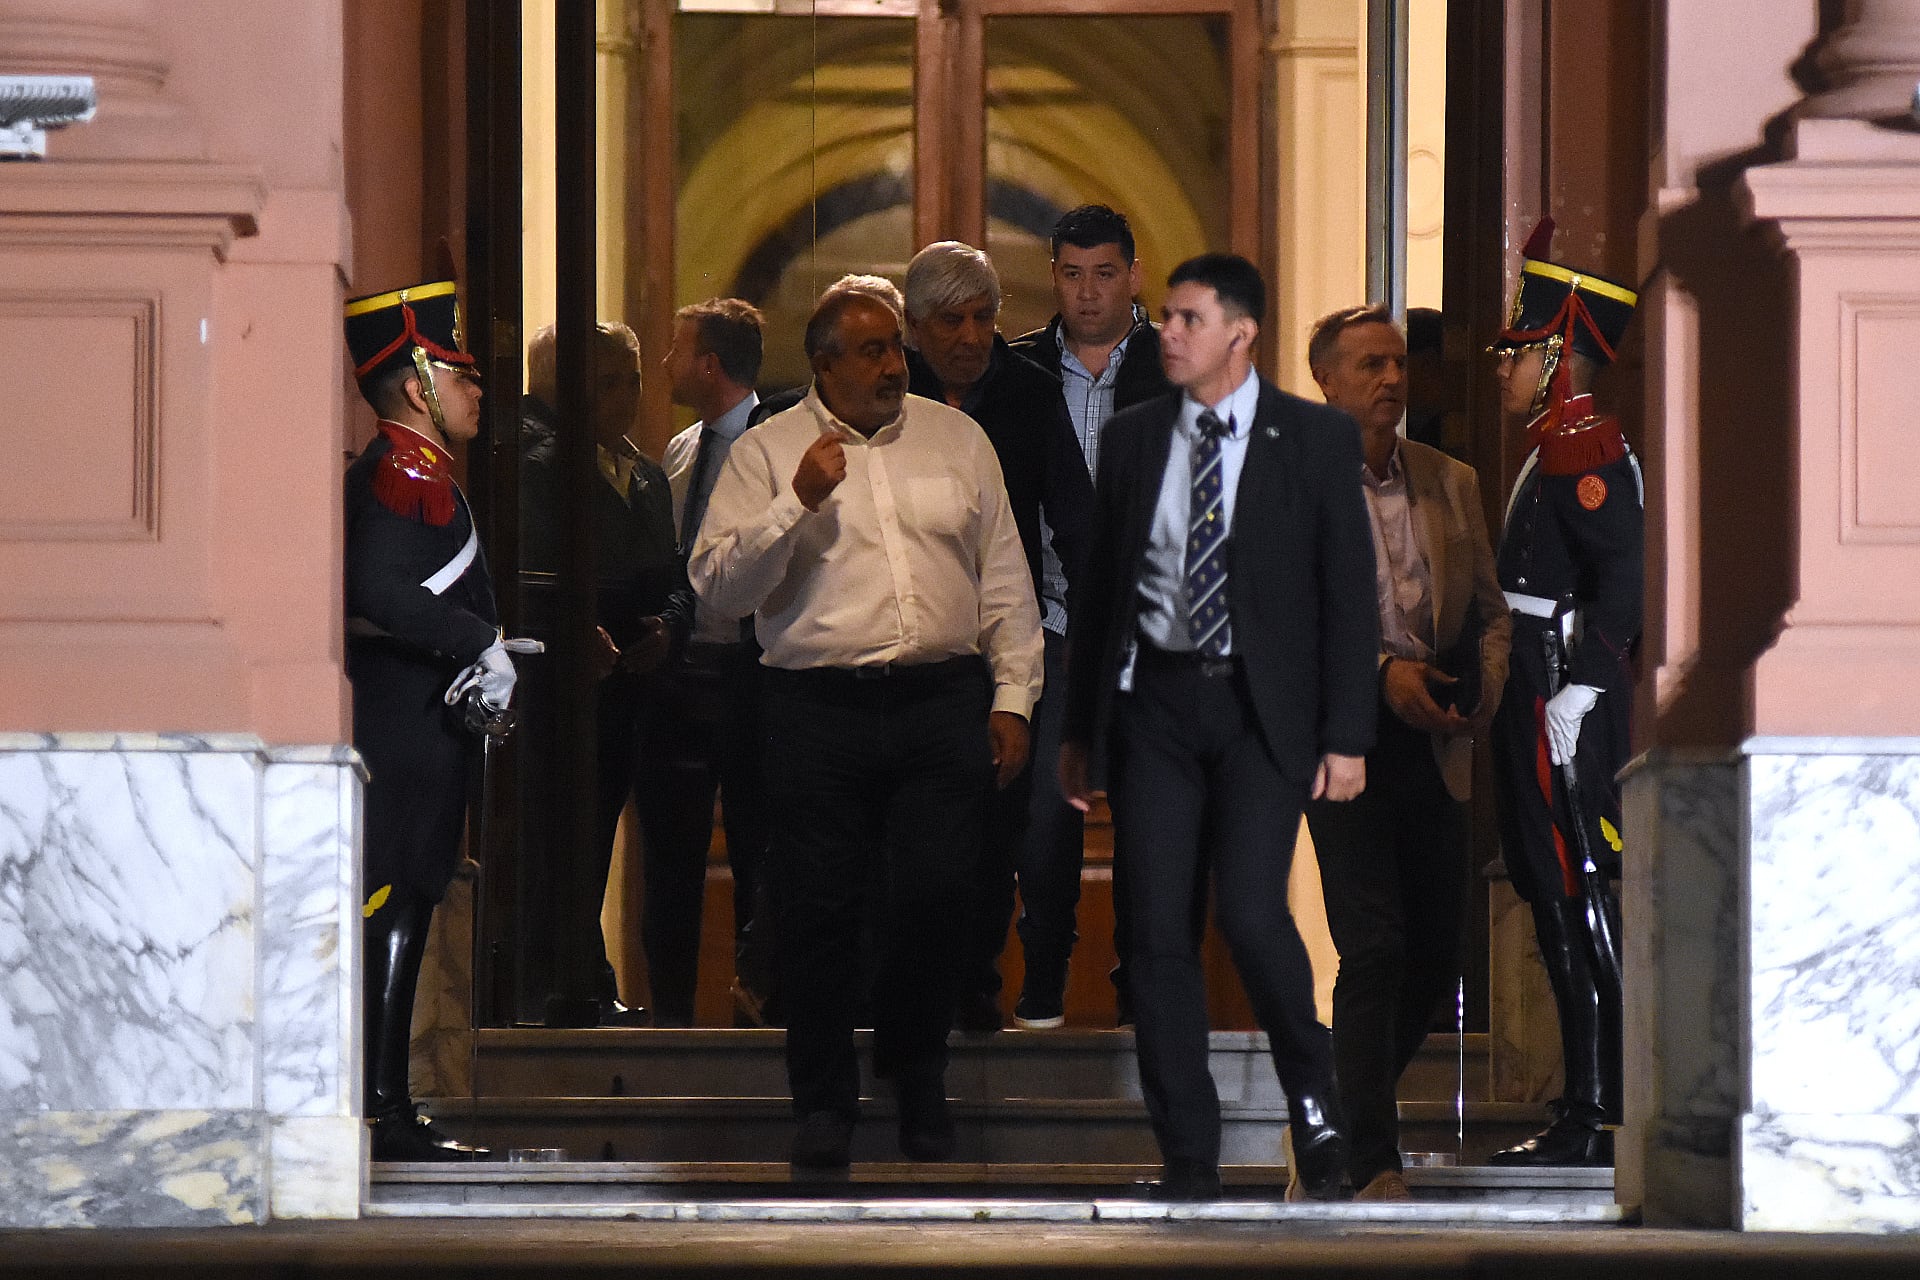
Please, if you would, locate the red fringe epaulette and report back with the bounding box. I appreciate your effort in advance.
[372,422,456,526]
[1539,403,1628,477]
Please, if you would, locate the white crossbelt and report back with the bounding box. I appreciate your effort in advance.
[1505,590,1557,618]
[422,523,479,596]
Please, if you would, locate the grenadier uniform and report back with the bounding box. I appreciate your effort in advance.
[344,279,500,1161]
[1486,222,1643,1167]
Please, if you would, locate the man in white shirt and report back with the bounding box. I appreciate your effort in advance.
[691,282,1043,1172]
[659,298,774,1027]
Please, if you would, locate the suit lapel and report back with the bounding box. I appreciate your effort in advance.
[1406,446,1450,633]
[1116,396,1181,596]
[1235,380,1293,515]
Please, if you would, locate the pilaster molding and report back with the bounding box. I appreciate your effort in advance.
[0,0,207,162]
[0,161,265,256]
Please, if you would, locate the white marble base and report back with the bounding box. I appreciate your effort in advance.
[0,1109,264,1228]
[1742,1112,1920,1233]
[0,735,363,1226]
[1741,741,1920,1233]
[1625,740,1920,1233]
[1618,749,1743,1227]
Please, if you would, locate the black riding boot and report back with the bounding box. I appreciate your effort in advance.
[1491,896,1614,1166]
[365,886,490,1161]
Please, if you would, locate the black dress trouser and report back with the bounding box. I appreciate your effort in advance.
[625,643,771,1025]
[763,657,992,1119]
[1304,703,1469,1184]
[1108,648,1332,1170]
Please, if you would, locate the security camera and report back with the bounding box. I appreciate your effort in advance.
[0,76,97,160]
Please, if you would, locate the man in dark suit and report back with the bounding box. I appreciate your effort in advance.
[1059,254,1380,1202]
[518,320,692,1028]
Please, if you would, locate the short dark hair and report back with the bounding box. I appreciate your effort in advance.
[1406,306,1443,355]
[364,363,418,418]
[676,297,765,386]
[1050,204,1136,264]
[1307,305,1397,377]
[1168,253,1265,326]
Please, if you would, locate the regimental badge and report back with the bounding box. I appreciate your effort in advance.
[1577,474,1608,511]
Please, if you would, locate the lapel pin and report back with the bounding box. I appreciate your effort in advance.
[1263,425,1279,439]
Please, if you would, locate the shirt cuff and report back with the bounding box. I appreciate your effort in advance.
[991,685,1037,719]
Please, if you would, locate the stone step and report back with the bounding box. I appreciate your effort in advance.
[414,1095,1546,1167]
[472,1028,1491,1105]
[367,1163,1619,1224]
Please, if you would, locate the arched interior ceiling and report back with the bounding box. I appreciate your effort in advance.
[671,12,1223,325]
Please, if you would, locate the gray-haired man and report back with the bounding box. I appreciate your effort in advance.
[902,241,1095,1034]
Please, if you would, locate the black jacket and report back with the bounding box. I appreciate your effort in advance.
[517,396,693,651]
[344,426,500,900]
[906,337,1094,609]
[1062,378,1381,782]
[1009,309,1174,415]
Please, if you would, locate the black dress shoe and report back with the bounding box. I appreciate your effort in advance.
[370,1107,491,1162]
[1490,1102,1614,1166]
[894,1075,958,1161]
[952,988,1005,1035]
[790,1110,855,1169]
[597,999,650,1028]
[1135,1162,1222,1202]
[1285,1094,1350,1201]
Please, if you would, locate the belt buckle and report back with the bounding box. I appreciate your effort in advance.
[851,663,892,680]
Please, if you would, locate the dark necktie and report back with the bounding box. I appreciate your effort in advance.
[679,427,720,550]
[1185,409,1232,657]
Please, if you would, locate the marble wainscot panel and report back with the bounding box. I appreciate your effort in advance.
[1741,738,1920,1233]
[0,734,364,1227]
[1618,749,1743,1228]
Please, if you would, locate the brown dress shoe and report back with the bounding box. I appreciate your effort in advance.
[1354,1169,1413,1202]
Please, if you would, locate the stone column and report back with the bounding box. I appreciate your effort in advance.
[1625,0,1920,1234]
[1801,0,1920,124]
[0,0,359,1225]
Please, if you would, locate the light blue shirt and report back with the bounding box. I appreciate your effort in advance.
[1038,315,1139,635]
[664,390,760,643]
[1132,366,1260,661]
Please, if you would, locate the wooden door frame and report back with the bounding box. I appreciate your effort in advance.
[633,0,1269,381]
[917,0,1268,328]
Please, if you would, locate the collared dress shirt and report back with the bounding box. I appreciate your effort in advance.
[1361,443,1436,664]
[664,391,760,645]
[1134,366,1261,662]
[689,387,1044,719]
[598,435,643,501]
[1037,316,1136,636]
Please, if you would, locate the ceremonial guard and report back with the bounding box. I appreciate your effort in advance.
[344,279,516,1161]
[1485,222,1643,1167]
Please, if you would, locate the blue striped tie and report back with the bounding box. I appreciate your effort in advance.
[1186,409,1232,657]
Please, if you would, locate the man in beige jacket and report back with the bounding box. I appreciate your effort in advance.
[1303,306,1511,1201]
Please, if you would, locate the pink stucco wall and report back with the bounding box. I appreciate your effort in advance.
[0,0,354,743]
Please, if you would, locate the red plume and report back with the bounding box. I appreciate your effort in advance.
[1520,217,1555,261]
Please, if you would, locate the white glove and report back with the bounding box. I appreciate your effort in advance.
[445,640,518,711]
[1544,683,1601,767]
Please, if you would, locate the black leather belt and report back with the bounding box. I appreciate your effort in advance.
[770,653,985,698]
[1137,641,1236,679]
